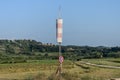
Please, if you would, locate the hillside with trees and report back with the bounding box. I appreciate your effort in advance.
[0,39,120,63]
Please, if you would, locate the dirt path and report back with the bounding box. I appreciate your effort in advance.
[76,61,120,80]
[78,61,120,69]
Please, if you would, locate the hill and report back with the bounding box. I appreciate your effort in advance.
[0,39,120,63]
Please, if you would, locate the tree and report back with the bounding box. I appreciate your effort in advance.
[5,44,15,54]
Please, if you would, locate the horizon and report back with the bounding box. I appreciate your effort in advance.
[0,39,119,47]
[0,0,120,47]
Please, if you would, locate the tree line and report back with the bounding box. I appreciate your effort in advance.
[0,39,120,63]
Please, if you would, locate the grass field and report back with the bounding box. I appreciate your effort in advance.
[82,58,120,67]
[0,59,120,80]
[76,58,120,80]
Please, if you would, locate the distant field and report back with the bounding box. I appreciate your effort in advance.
[0,59,120,80]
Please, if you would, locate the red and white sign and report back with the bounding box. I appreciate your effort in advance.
[56,19,63,43]
[59,56,64,63]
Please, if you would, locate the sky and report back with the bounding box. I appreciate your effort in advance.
[0,0,120,46]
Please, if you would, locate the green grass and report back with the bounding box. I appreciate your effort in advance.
[0,59,120,80]
[0,60,73,74]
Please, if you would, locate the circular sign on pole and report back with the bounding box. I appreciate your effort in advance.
[59,56,64,63]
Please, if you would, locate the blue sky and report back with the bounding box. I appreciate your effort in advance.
[0,0,120,46]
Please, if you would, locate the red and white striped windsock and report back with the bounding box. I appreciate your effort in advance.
[56,18,63,43]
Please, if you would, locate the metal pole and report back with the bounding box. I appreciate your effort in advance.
[59,42,61,56]
[59,42,62,74]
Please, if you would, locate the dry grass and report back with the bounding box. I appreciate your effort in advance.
[0,59,120,80]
